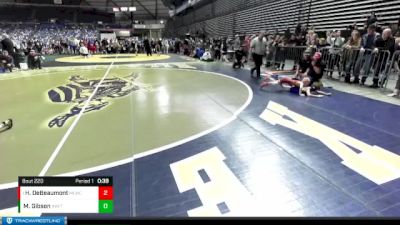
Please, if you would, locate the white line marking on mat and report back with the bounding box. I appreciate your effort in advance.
[38,58,117,176]
[0,68,252,191]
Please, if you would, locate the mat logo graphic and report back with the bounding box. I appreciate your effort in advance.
[170,147,262,217]
[260,101,400,185]
[6,217,12,224]
[47,73,153,128]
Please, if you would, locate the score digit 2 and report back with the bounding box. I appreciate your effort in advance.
[99,186,113,200]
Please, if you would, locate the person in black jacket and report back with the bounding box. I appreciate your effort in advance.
[353,25,380,85]
[232,46,245,69]
[398,15,400,30]
[371,28,395,88]
[367,12,378,27]
[27,49,42,70]
[214,39,221,61]
[295,23,302,36]
[1,34,14,55]
[143,37,152,56]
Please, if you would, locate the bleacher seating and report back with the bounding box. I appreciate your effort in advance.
[307,0,400,31]
[166,0,400,37]
[0,5,113,23]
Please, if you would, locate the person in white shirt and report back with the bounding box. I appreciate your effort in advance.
[250,30,268,79]
[326,30,345,78]
[163,39,170,54]
[79,43,89,58]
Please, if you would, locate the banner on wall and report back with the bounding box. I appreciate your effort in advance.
[100,32,117,41]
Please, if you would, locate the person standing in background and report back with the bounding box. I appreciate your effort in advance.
[1,34,14,55]
[243,35,252,63]
[250,30,268,79]
[233,34,242,65]
[367,12,378,27]
[144,37,152,56]
[326,30,345,78]
[233,34,241,51]
[397,15,400,31]
[387,37,400,97]
[163,39,170,54]
[353,25,380,85]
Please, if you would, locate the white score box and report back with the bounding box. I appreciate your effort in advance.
[20,186,99,214]
[20,199,99,214]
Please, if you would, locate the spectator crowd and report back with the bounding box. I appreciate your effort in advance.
[169,12,400,97]
[0,23,173,72]
[1,12,400,97]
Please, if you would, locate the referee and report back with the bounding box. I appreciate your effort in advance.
[250,30,268,79]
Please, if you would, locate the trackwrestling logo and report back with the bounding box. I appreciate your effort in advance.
[2,217,65,225]
[46,73,154,128]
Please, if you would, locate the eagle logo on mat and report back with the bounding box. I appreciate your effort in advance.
[47,72,153,128]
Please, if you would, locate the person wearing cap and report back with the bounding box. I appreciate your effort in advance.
[250,30,268,78]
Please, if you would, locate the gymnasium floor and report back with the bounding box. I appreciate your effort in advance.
[0,53,400,217]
